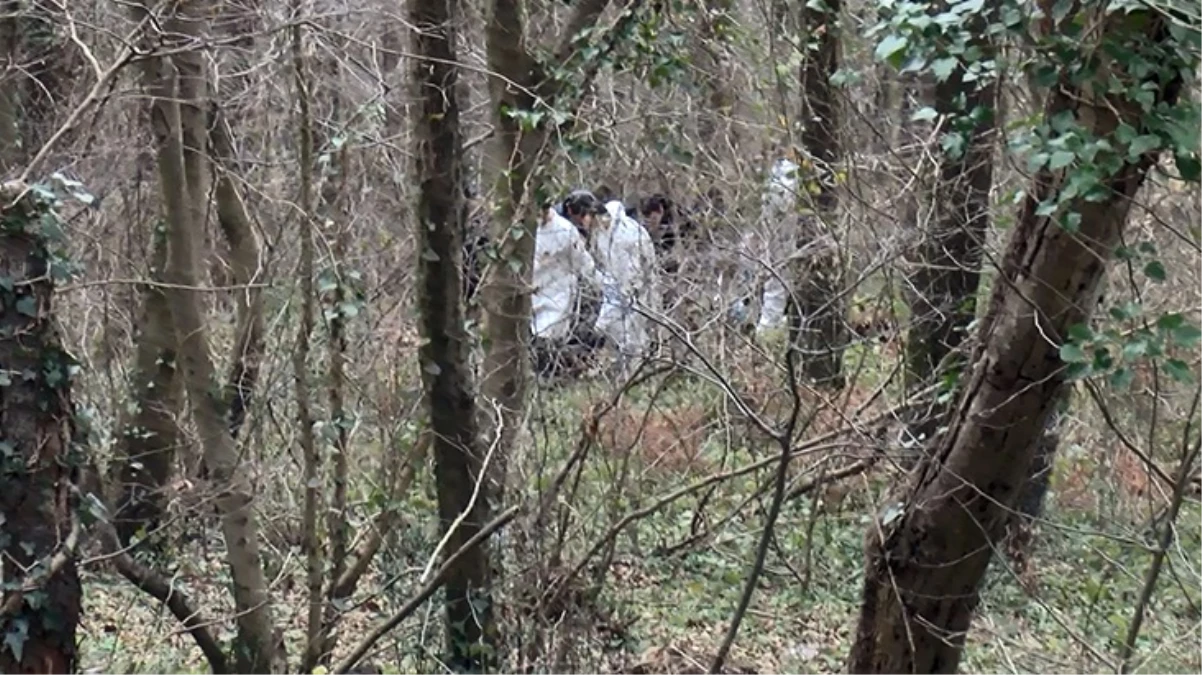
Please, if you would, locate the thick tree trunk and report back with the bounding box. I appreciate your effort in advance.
[413,0,496,670]
[1004,390,1070,573]
[480,0,543,509]
[902,6,997,451]
[793,0,847,388]
[139,4,280,670]
[848,11,1184,672]
[0,183,82,675]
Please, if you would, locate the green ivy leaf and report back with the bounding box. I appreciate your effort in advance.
[1048,150,1076,170]
[1163,358,1193,383]
[1172,322,1201,347]
[1065,361,1092,380]
[1157,312,1185,331]
[1122,338,1147,360]
[1067,323,1094,342]
[1174,152,1201,182]
[1060,211,1082,232]
[4,620,27,664]
[1059,342,1089,363]
[930,57,959,82]
[1109,366,1134,389]
[1143,260,1167,282]
[15,295,36,317]
[1127,134,1161,159]
[875,35,909,67]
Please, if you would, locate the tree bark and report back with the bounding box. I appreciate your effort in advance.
[1004,389,1070,573]
[0,182,82,675]
[111,227,185,547]
[139,3,280,670]
[209,104,266,440]
[413,0,496,669]
[694,0,735,158]
[792,0,847,388]
[848,10,1184,672]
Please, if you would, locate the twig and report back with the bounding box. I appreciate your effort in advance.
[17,16,147,184]
[419,400,503,584]
[1117,387,1201,673]
[334,505,521,674]
[709,301,813,673]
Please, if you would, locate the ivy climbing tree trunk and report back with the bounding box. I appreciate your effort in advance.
[792,0,847,388]
[847,8,1187,672]
[0,183,82,675]
[901,4,998,449]
[413,0,496,669]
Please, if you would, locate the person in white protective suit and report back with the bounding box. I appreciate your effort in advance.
[531,191,605,380]
[731,155,798,336]
[591,199,660,365]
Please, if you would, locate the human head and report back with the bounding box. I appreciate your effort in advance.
[639,194,673,230]
[562,189,604,231]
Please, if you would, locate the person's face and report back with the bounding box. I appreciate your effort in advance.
[644,207,664,231]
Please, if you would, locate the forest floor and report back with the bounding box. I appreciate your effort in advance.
[75,347,1202,673]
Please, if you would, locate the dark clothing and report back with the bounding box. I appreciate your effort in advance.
[533,329,607,382]
[462,233,489,306]
[532,285,606,383]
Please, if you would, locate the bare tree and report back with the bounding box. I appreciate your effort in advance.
[110,228,185,547]
[791,0,847,388]
[847,9,1187,672]
[0,182,82,675]
[137,3,279,670]
[481,0,638,510]
[413,0,497,668]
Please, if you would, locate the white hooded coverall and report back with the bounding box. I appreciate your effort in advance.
[592,200,659,357]
[531,209,601,341]
[747,157,799,335]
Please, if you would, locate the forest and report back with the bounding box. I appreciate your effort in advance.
[0,0,1198,673]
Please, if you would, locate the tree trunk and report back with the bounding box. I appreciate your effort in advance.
[848,10,1185,672]
[901,6,997,448]
[1004,390,1070,574]
[480,0,618,517]
[0,1,20,172]
[111,227,185,547]
[209,105,266,440]
[792,0,846,388]
[0,183,82,675]
[694,0,735,163]
[413,0,496,670]
[139,4,280,670]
